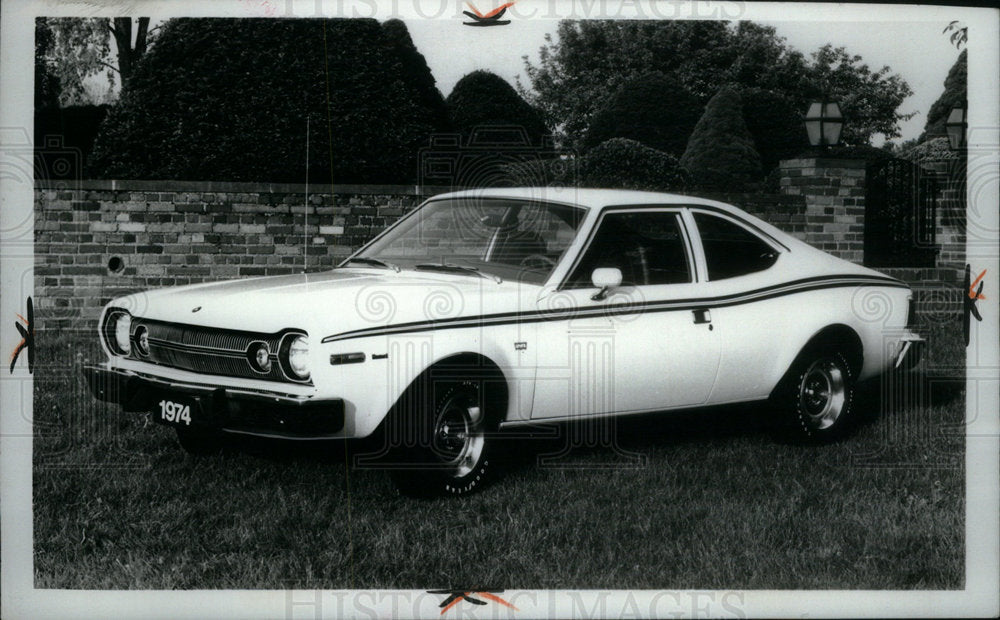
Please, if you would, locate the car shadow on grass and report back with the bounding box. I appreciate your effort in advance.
[198,368,964,490]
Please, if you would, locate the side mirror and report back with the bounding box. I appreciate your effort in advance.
[590,267,622,301]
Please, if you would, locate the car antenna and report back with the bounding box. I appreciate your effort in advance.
[303,116,309,275]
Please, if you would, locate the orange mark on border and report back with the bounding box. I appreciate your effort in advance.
[10,313,29,362]
[466,1,516,18]
[9,339,26,363]
[969,269,986,300]
[478,592,518,610]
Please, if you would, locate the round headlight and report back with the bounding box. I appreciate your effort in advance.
[134,325,149,356]
[247,342,272,373]
[112,312,132,356]
[286,335,310,380]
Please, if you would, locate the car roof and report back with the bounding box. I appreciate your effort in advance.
[428,186,822,255]
[428,187,746,214]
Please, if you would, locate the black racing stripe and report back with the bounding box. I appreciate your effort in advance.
[320,274,907,344]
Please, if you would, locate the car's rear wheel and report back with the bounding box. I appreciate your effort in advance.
[175,426,223,455]
[389,378,498,498]
[774,347,857,443]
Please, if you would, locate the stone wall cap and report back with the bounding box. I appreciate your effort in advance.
[34,178,453,196]
[779,157,868,169]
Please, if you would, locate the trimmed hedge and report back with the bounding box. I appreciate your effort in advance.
[582,71,702,158]
[680,86,762,191]
[921,50,966,142]
[740,87,809,174]
[89,18,437,184]
[580,138,688,191]
[446,70,549,147]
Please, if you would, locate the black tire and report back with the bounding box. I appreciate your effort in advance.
[388,377,499,498]
[175,426,224,455]
[773,347,857,443]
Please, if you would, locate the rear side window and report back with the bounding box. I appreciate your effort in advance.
[694,212,778,280]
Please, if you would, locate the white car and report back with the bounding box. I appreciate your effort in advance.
[85,188,922,496]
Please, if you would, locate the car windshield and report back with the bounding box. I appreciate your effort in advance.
[350,198,586,284]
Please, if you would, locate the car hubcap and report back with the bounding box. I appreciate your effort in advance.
[798,358,846,430]
[432,394,484,478]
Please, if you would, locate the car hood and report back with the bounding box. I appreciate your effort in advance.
[109,268,539,336]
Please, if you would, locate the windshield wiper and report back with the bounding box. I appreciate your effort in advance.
[341,257,401,272]
[415,263,502,284]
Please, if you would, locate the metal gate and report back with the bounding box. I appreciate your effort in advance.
[863,158,938,268]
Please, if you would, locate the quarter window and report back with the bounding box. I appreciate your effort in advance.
[567,211,692,287]
[694,212,778,280]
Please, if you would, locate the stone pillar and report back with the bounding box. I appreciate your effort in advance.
[935,170,966,282]
[778,157,866,264]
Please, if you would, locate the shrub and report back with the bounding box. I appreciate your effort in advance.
[446,71,549,147]
[381,19,451,133]
[740,87,809,174]
[920,50,966,142]
[579,138,688,191]
[680,86,762,191]
[35,105,110,180]
[582,71,702,158]
[89,18,436,183]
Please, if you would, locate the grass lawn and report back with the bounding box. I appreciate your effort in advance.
[33,316,965,590]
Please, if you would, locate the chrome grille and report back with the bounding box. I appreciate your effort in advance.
[128,318,302,384]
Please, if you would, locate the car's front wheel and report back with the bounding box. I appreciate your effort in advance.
[774,347,857,443]
[389,379,498,498]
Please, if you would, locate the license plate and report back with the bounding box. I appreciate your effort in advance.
[153,395,199,427]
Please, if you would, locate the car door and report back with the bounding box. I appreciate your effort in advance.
[530,208,721,420]
[685,209,788,404]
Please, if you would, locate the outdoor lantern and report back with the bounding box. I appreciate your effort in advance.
[945,105,967,150]
[804,99,844,147]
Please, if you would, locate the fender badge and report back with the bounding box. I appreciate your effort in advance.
[515,341,527,351]
[191,306,202,313]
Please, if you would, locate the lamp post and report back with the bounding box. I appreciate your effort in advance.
[945,104,967,150]
[804,99,844,147]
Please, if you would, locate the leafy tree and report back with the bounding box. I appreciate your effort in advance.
[580,138,688,191]
[582,71,702,158]
[740,87,809,173]
[521,20,912,147]
[804,44,914,144]
[34,18,60,109]
[898,136,959,165]
[381,19,451,132]
[446,70,549,146]
[920,49,966,142]
[943,21,967,49]
[89,18,436,184]
[680,87,762,191]
[38,17,152,105]
[503,157,578,187]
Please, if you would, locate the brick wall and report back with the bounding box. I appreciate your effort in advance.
[32,180,807,332]
[33,180,438,331]
[935,181,966,282]
[682,192,810,237]
[778,157,867,264]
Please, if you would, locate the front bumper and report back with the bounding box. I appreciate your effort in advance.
[84,363,344,439]
[893,334,924,371]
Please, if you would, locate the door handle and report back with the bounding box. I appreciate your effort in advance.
[692,308,712,324]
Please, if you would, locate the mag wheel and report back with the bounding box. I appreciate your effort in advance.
[775,348,856,443]
[390,379,497,498]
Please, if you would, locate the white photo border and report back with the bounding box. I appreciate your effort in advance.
[2,1,997,618]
